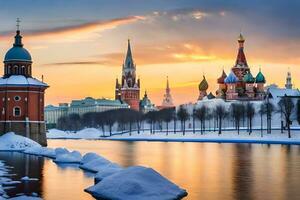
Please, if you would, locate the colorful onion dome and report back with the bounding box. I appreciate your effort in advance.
[199,76,208,91]
[217,70,227,84]
[224,71,238,83]
[4,30,32,62]
[243,71,255,83]
[255,70,266,83]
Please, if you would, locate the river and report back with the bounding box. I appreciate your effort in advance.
[2,140,300,200]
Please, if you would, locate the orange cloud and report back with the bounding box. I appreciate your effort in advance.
[0,16,145,41]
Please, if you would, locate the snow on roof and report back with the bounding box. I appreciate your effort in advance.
[0,75,48,87]
[268,87,300,98]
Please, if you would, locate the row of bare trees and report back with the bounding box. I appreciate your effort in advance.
[57,96,299,138]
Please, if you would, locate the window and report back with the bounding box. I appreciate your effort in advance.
[14,96,21,101]
[13,107,21,117]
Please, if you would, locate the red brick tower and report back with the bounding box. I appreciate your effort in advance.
[115,40,140,110]
[0,23,49,146]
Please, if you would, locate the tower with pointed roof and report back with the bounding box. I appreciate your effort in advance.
[0,21,48,146]
[159,77,175,109]
[232,33,250,85]
[285,70,292,89]
[115,40,140,110]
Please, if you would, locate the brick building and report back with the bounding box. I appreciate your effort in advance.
[0,27,48,146]
[115,40,140,110]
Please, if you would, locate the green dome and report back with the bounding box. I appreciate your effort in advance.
[255,71,266,83]
[199,76,208,91]
[243,71,255,83]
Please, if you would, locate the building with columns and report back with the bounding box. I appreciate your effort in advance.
[115,40,140,110]
[0,26,48,146]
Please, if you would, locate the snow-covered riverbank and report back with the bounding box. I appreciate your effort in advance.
[0,132,187,200]
[47,128,300,145]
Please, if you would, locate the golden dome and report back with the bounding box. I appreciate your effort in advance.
[199,76,208,91]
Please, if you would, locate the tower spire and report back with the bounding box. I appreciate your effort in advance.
[14,18,23,47]
[235,33,247,67]
[124,39,134,69]
[285,68,292,89]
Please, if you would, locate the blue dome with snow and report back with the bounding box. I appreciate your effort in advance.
[4,30,32,62]
[224,71,238,83]
[5,47,32,62]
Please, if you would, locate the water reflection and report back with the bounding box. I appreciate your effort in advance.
[0,152,43,197]
[1,141,300,200]
[48,140,300,200]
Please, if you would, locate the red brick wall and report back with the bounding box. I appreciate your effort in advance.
[0,86,46,122]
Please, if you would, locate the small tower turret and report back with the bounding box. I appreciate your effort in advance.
[285,69,292,89]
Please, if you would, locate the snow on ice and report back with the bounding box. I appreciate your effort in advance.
[0,132,187,199]
[0,133,40,151]
[85,166,188,200]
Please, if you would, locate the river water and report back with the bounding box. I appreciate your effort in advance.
[2,140,300,200]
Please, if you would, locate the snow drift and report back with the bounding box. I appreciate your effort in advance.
[0,132,40,151]
[85,166,188,200]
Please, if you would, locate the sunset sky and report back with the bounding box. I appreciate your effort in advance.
[0,0,299,106]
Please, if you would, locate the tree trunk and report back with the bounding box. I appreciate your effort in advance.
[260,113,263,137]
[174,119,176,134]
[193,117,195,134]
[166,122,169,136]
[183,121,185,136]
[288,119,291,138]
[218,117,222,135]
[129,122,132,136]
[249,117,252,134]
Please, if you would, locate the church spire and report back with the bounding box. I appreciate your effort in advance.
[124,39,134,69]
[235,33,247,67]
[14,18,23,47]
[285,69,292,89]
[166,76,170,94]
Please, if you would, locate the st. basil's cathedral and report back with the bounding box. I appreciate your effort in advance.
[198,33,266,101]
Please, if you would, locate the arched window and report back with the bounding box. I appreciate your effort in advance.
[21,66,25,75]
[13,107,21,117]
[7,66,11,74]
[13,65,18,74]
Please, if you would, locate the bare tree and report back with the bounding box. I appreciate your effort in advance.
[278,95,295,138]
[297,99,300,125]
[160,108,175,135]
[230,103,244,135]
[215,104,227,135]
[195,105,207,134]
[260,101,275,134]
[245,102,255,135]
[177,105,190,135]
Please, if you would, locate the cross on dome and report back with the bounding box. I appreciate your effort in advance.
[16,18,21,31]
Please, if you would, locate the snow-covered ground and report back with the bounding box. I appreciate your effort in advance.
[47,128,300,145]
[0,132,41,151]
[0,132,187,200]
